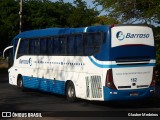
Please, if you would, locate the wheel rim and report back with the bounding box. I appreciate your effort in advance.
[19,80,22,87]
[68,86,74,98]
[18,78,22,88]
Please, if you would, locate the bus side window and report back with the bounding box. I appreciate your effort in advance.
[84,33,93,55]
[84,32,102,56]
[17,39,29,58]
[53,37,60,55]
[47,37,53,55]
[75,34,83,56]
[59,35,66,55]
[29,39,40,55]
[94,32,102,46]
[40,38,47,55]
[67,35,75,55]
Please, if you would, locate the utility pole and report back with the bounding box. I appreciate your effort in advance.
[19,0,23,33]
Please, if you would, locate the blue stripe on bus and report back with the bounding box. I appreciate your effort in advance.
[88,56,111,68]
[22,76,65,95]
[94,45,156,61]
[103,86,154,101]
[88,56,155,68]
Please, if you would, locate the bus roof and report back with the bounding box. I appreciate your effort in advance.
[13,25,109,40]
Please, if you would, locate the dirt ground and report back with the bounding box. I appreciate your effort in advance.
[0,63,8,68]
[0,57,8,69]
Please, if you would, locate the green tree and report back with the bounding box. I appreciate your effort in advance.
[0,0,100,52]
[23,0,98,29]
[67,0,99,27]
[94,0,160,26]
[23,0,58,30]
[0,0,19,52]
[94,0,160,66]
[155,27,160,66]
[94,16,121,25]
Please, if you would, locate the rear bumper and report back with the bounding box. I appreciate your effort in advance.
[103,86,155,101]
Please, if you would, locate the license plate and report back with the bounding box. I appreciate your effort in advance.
[130,92,139,96]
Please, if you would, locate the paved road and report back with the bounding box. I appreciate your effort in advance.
[0,70,160,119]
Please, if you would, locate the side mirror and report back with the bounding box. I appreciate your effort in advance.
[3,46,13,59]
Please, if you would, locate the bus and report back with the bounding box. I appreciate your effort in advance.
[4,25,156,102]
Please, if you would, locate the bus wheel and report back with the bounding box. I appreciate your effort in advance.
[17,76,23,88]
[66,82,76,102]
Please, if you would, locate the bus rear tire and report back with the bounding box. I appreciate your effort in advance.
[66,82,76,102]
[17,76,23,89]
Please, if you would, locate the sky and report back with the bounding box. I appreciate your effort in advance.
[50,0,95,7]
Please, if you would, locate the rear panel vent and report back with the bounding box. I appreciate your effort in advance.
[86,76,102,99]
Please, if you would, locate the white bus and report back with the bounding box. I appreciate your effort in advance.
[4,25,156,101]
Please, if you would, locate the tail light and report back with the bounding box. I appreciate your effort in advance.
[111,24,115,28]
[105,69,117,90]
[150,67,156,87]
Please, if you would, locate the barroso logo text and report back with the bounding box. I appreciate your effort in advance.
[116,31,150,41]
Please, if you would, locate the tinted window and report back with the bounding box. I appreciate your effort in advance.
[17,32,103,57]
[59,36,66,55]
[29,39,40,55]
[47,37,54,55]
[17,39,29,58]
[67,35,75,55]
[75,34,83,55]
[40,38,47,55]
[53,37,60,55]
[84,32,102,56]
